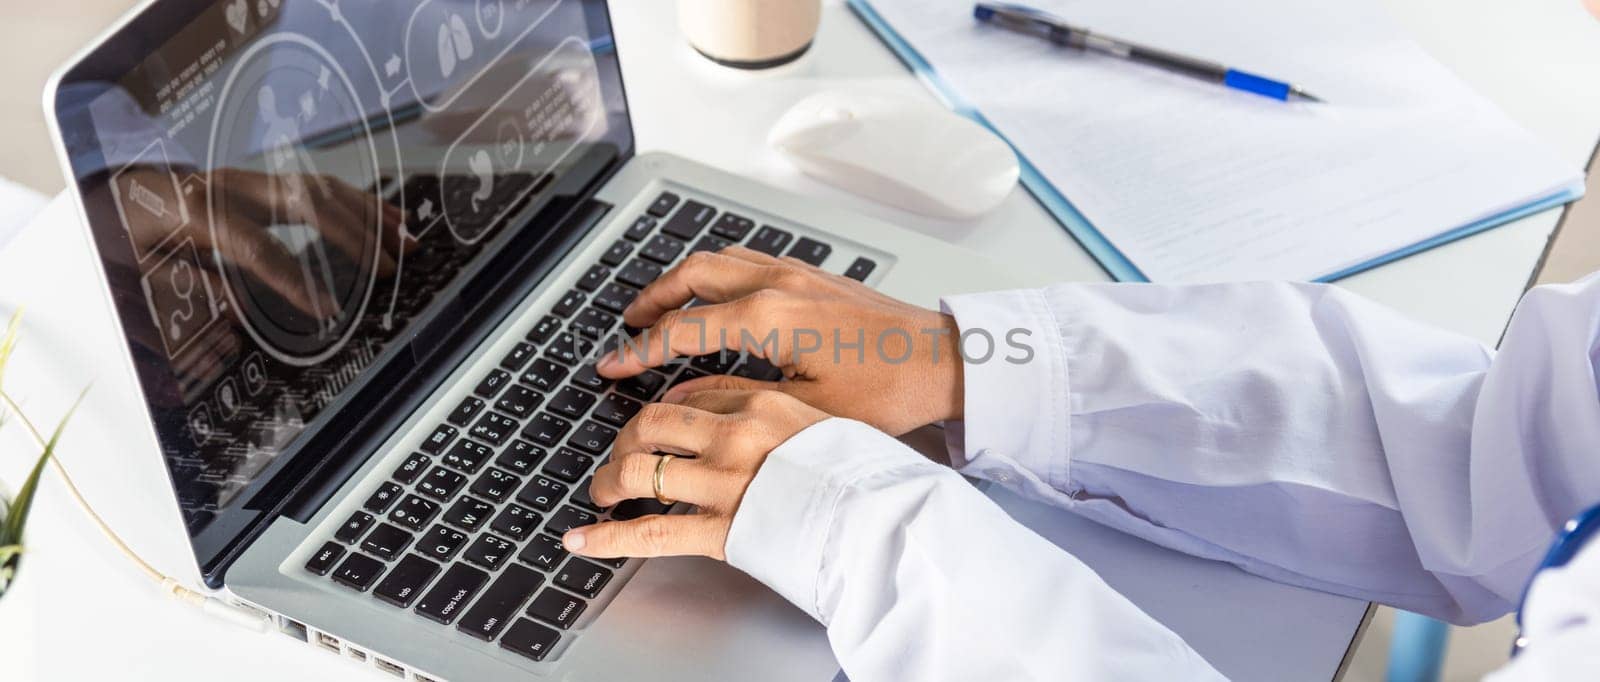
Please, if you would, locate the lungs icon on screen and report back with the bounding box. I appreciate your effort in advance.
[437,14,475,79]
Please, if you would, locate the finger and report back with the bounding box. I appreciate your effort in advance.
[662,374,783,405]
[622,251,771,327]
[612,402,722,459]
[601,304,755,377]
[563,514,727,560]
[588,453,735,508]
[713,245,784,266]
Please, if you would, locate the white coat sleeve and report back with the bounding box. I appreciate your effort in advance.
[941,276,1600,625]
[724,418,1226,682]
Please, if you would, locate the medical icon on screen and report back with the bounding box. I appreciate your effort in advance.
[141,239,220,361]
[438,13,475,79]
[111,140,190,262]
[468,149,495,212]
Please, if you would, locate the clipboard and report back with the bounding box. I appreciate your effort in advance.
[846,0,1584,283]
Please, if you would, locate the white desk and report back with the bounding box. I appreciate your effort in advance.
[2,1,1597,680]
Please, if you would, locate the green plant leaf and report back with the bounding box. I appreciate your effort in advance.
[0,309,20,387]
[0,387,88,548]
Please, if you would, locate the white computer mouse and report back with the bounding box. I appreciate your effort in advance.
[768,90,1019,220]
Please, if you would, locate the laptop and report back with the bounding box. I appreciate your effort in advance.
[45,1,1025,679]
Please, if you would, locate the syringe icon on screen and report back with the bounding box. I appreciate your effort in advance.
[128,178,173,220]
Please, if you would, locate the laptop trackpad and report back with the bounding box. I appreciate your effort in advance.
[561,555,837,681]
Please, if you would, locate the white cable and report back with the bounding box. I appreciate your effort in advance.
[2,390,270,633]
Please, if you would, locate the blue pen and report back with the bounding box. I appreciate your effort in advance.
[974,2,1322,103]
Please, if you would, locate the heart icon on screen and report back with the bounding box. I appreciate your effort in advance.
[225,0,248,34]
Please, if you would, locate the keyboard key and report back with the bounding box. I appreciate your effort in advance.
[519,534,568,571]
[543,333,595,366]
[389,495,440,531]
[542,449,594,484]
[611,498,674,521]
[786,237,833,266]
[471,468,521,503]
[592,282,639,314]
[570,363,613,392]
[553,289,586,318]
[747,226,793,256]
[545,505,598,535]
[446,397,486,428]
[576,264,610,292]
[420,424,458,454]
[521,359,569,392]
[495,385,544,419]
[733,356,784,382]
[361,523,415,561]
[335,511,375,544]
[527,588,587,630]
[591,393,643,427]
[670,368,710,390]
[459,563,545,640]
[616,258,663,289]
[690,234,733,254]
[374,554,440,608]
[392,452,431,485]
[470,412,518,447]
[415,563,489,624]
[443,496,496,532]
[570,477,605,513]
[418,524,468,562]
[491,504,543,541]
[571,308,617,340]
[566,421,617,454]
[646,191,681,218]
[464,534,516,571]
[641,235,686,264]
[418,466,467,501]
[500,342,538,372]
[616,370,670,401]
[442,438,494,474]
[497,440,547,475]
[331,553,386,591]
[501,618,561,662]
[844,257,877,281]
[710,212,755,241]
[661,199,716,240]
[363,482,404,514]
[548,387,598,420]
[553,558,613,598]
[517,476,569,512]
[523,412,572,448]
[623,215,656,241]
[600,240,632,267]
[474,369,513,399]
[690,349,740,375]
[526,315,561,345]
[305,541,345,576]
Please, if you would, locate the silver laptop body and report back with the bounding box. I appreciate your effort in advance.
[45,1,1023,680]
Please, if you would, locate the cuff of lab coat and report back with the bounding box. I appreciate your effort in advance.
[941,288,1072,490]
[725,418,913,623]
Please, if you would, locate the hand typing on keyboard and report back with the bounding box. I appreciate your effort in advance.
[594,246,964,435]
[561,389,828,560]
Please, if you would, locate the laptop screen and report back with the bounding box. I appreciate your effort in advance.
[51,0,631,559]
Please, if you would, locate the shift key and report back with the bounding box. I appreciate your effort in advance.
[415,563,489,624]
[458,564,545,640]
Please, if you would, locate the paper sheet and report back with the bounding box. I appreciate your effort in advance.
[864,0,1583,282]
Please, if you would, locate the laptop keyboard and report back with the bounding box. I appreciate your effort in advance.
[305,189,878,664]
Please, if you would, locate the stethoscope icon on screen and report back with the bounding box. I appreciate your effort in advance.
[168,259,198,342]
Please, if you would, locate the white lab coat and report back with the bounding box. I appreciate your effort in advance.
[722,274,1600,680]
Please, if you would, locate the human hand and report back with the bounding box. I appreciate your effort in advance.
[562,389,829,560]
[595,247,963,435]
